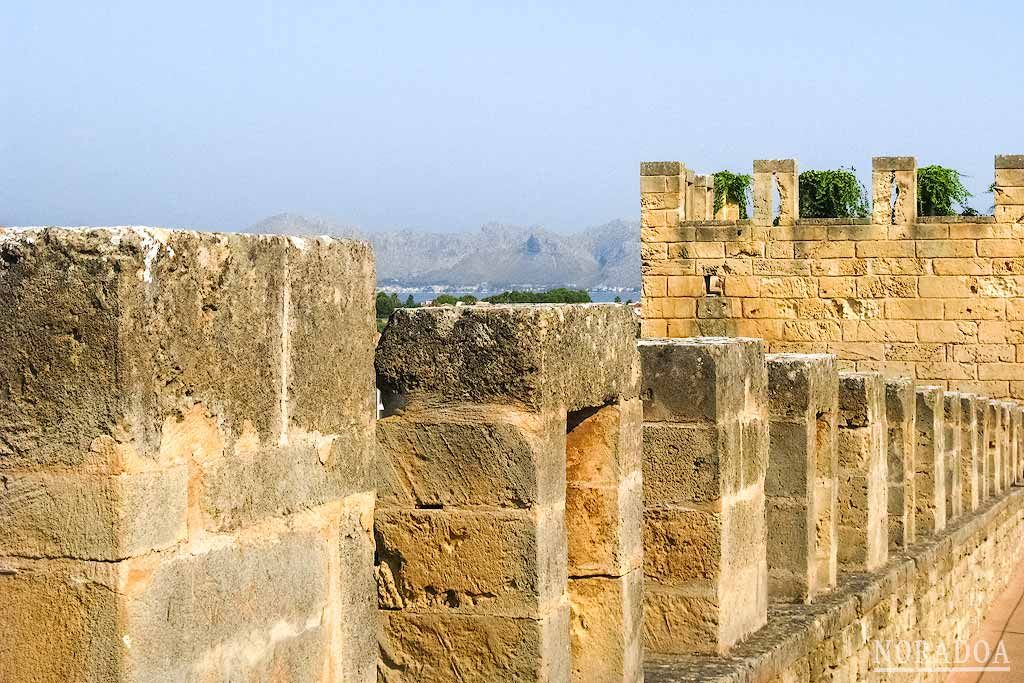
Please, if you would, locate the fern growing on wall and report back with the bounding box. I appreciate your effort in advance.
[712,171,751,219]
[917,165,972,216]
[798,168,869,219]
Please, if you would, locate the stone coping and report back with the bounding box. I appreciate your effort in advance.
[644,485,1024,683]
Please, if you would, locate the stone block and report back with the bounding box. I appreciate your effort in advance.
[915,386,947,536]
[375,406,564,509]
[958,394,980,512]
[569,571,643,683]
[379,602,571,683]
[0,228,375,471]
[884,377,916,548]
[0,558,121,682]
[120,528,333,681]
[836,372,888,572]
[986,401,1004,495]
[640,337,768,654]
[375,507,565,618]
[376,305,641,413]
[0,467,187,561]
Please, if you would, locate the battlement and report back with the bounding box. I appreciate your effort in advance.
[640,156,1024,399]
[2,227,1023,682]
[641,155,1024,227]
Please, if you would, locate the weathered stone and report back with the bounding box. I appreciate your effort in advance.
[836,373,888,571]
[375,507,565,618]
[375,406,565,509]
[959,394,980,512]
[942,393,963,521]
[377,305,640,413]
[764,353,839,602]
[915,386,947,536]
[379,603,571,683]
[570,572,644,683]
[884,377,916,547]
[640,337,768,655]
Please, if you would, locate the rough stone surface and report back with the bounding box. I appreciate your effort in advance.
[836,372,889,571]
[640,338,769,655]
[376,304,641,413]
[0,227,377,683]
[884,377,916,547]
[764,354,838,602]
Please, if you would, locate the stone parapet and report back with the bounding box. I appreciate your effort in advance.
[884,377,917,547]
[764,353,839,603]
[639,337,769,655]
[836,372,889,572]
[376,304,643,683]
[645,486,1024,682]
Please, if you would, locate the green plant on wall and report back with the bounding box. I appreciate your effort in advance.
[917,165,972,216]
[799,168,869,219]
[712,171,751,219]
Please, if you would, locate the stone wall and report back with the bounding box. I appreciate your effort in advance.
[0,227,377,681]
[3,226,1024,682]
[640,155,1024,399]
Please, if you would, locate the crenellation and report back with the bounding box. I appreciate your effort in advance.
[639,337,768,655]
[764,353,839,603]
[835,372,889,572]
[915,385,948,536]
[640,155,1024,398]
[6,215,1024,682]
[884,377,917,547]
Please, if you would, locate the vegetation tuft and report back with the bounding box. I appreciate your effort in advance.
[712,171,751,219]
[798,168,869,219]
[917,165,972,217]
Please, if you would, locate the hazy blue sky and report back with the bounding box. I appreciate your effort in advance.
[2,1,1021,232]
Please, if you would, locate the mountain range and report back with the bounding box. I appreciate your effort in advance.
[248,214,640,289]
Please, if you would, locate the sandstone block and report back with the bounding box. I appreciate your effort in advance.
[380,602,571,683]
[377,305,640,413]
[942,393,963,521]
[885,377,916,548]
[375,507,565,618]
[375,406,564,509]
[836,372,888,572]
[915,386,947,535]
[764,353,839,602]
[569,572,643,683]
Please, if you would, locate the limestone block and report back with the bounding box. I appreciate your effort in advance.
[976,397,992,502]
[753,171,773,226]
[0,467,187,561]
[375,507,565,618]
[836,372,888,571]
[692,175,713,221]
[379,602,571,683]
[915,386,947,535]
[0,558,121,682]
[569,571,643,683]
[376,305,641,413]
[375,406,565,509]
[566,400,644,577]
[0,228,375,471]
[639,337,768,654]
[942,393,963,521]
[764,353,839,602]
[959,394,981,512]
[122,528,333,680]
[884,377,916,548]
[999,401,1015,489]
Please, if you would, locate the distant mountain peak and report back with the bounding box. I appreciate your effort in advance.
[246,215,640,289]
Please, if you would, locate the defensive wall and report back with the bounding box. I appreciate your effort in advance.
[0,225,1023,682]
[640,155,1024,399]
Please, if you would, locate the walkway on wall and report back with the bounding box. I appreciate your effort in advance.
[950,544,1024,682]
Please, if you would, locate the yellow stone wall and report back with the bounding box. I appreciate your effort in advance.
[640,156,1024,399]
